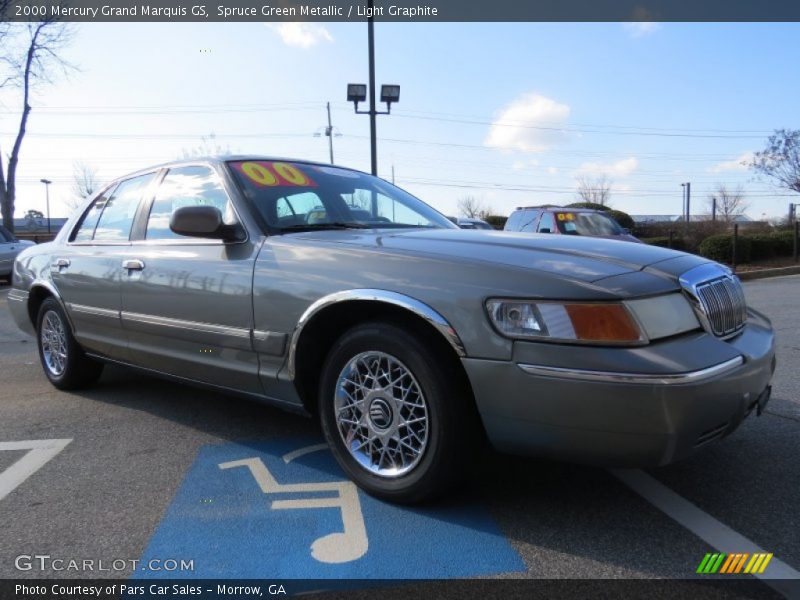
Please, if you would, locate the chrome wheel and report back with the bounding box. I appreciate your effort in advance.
[334,351,429,478]
[40,310,67,377]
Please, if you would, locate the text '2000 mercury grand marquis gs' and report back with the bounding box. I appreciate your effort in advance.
[8,157,775,502]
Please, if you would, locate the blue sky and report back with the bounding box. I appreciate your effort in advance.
[1,21,798,219]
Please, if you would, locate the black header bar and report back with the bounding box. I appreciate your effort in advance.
[2,0,800,23]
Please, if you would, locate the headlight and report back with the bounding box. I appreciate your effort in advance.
[486,293,700,345]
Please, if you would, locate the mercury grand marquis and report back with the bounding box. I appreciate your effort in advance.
[8,157,776,502]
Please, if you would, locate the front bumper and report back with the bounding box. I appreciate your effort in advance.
[463,312,775,467]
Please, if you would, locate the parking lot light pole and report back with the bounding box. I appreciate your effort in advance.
[347,2,400,176]
[40,178,52,234]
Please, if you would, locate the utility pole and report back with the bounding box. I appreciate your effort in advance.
[685,182,691,222]
[325,102,335,164]
[40,178,52,234]
[711,196,717,222]
[367,0,377,176]
[391,165,395,185]
[681,182,691,222]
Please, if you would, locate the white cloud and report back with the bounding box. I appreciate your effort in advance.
[547,167,559,175]
[707,152,753,174]
[266,23,334,48]
[623,22,660,38]
[485,93,571,153]
[576,157,639,178]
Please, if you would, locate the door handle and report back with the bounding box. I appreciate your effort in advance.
[51,258,71,271]
[122,259,145,271]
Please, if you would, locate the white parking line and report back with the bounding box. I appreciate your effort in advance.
[611,468,799,598]
[0,439,73,502]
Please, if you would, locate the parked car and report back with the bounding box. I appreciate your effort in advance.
[8,157,775,502]
[445,216,494,230]
[505,205,640,242]
[457,217,494,230]
[0,224,35,282]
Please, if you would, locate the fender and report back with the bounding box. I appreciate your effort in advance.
[286,288,466,380]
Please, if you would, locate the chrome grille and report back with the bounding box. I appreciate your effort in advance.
[694,276,748,337]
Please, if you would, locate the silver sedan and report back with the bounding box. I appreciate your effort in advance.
[7,157,776,502]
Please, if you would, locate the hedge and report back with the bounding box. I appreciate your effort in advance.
[769,229,796,256]
[747,233,777,261]
[698,234,752,264]
[565,202,610,212]
[641,236,687,252]
[484,215,508,230]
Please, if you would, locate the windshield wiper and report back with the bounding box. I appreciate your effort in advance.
[278,221,373,232]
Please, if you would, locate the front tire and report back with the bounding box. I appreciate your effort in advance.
[319,321,480,503]
[37,297,104,390]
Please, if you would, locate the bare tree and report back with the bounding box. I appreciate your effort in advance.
[67,161,99,211]
[749,129,800,196]
[457,195,490,219]
[179,133,232,159]
[575,175,612,206]
[707,184,749,222]
[0,20,75,232]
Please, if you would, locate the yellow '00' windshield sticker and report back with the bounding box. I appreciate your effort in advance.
[233,161,317,188]
[557,213,575,221]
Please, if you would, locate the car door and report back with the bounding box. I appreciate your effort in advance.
[120,164,263,394]
[50,172,158,360]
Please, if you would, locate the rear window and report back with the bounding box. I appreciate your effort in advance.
[228,161,454,232]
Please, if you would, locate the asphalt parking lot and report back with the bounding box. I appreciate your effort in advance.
[0,277,798,598]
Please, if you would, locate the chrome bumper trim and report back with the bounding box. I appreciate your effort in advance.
[518,356,744,385]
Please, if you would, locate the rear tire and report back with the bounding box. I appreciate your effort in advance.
[36,297,104,390]
[319,320,480,503]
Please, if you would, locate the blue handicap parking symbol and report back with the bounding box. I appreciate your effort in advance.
[136,438,525,579]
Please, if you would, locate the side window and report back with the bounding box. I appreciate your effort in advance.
[146,166,232,240]
[94,174,155,242]
[537,212,555,233]
[71,186,115,242]
[519,210,539,233]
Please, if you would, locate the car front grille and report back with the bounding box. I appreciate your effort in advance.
[694,276,748,337]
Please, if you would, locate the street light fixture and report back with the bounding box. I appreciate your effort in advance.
[40,178,52,234]
[379,84,400,107]
[347,84,367,107]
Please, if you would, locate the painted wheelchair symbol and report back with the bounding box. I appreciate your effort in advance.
[219,444,368,564]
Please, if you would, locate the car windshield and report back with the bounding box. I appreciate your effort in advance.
[555,212,623,236]
[227,160,456,233]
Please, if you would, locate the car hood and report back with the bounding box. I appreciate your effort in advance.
[284,228,709,283]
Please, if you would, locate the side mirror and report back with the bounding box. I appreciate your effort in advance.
[538,227,551,234]
[169,206,244,242]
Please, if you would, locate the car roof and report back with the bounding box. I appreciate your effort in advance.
[110,155,365,183]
